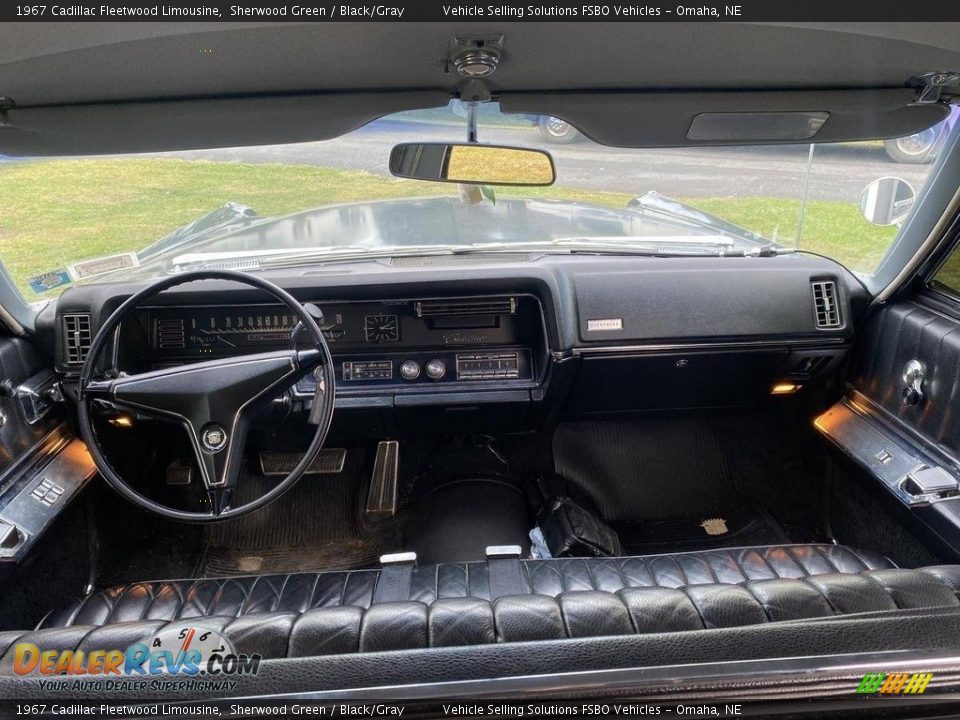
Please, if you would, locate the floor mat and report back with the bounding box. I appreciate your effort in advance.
[553,418,737,522]
[614,509,790,556]
[197,450,403,577]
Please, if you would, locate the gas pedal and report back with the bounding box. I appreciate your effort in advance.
[366,441,399,520]
[259,449,347,476]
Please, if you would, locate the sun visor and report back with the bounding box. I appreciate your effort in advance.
[500,89,949,147]
[0,91,450,156]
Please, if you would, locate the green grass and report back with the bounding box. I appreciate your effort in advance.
[0,158,896,296]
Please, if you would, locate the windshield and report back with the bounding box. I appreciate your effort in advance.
[1,100,949,296]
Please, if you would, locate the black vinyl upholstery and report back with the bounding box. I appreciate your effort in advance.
[3,544,960,662]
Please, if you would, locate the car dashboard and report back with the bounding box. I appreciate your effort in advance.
[43,253,866,430]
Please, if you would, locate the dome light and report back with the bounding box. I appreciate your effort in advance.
[452,49,500,78]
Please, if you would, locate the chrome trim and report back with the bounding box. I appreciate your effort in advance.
[485,544,522,558]
[0,437,96,561]
[817,394,960,508]
[0,425,72,491]
[902,358,927,406]
[572,337,847,356]
[221,649,960,703]
[848,387,960,472]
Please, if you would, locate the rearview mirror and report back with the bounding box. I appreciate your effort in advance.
[389,143,556,186]
[859,177,916,226]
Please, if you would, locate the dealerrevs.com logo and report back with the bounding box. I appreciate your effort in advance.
[14,626,260,678]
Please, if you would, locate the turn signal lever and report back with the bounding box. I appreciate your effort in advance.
[298,303,329,426]
[902,360,926,407]
[285,303,329,424]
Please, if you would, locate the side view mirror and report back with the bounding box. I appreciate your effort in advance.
[389,143,556,187]
[859,177,916,226]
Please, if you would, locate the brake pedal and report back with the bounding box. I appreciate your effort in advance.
[259,449,346,476]
[366,441,399,520]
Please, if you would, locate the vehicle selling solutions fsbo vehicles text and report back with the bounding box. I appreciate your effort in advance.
[441,4,741,17]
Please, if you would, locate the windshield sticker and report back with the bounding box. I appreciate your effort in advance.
[68,252,139,280]
[27,268,72,294]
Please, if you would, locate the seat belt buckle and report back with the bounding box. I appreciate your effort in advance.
[485,546,526,599]
[373,552,418,604]
[485,545,522,559]
[380,551,418,567]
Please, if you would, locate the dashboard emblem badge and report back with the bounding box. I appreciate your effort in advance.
[201,425,228,453]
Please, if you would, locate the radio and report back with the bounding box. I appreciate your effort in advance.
[342,360,393,381]
[456,351,520,380]
[293,349,532,395]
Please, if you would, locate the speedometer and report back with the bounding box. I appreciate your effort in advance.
[188,310,298,351]
[150,305,350,357]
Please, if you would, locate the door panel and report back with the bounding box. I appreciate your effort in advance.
[816,296,960,559]
[0,337,57,476]
[0,335,96,563]
[850,302,960,461]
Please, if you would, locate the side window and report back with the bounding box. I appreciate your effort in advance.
[931,243,960,298]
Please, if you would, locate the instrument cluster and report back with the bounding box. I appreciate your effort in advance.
[145,302,410,358]
[137,296,544,390]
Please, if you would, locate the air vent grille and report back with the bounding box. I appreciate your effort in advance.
[391,254,532,267]
[62,313,92,365]
[812,281,842,329]
[183,259,260,271]
[415,297,517,318]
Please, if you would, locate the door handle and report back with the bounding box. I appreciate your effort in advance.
[902,359,926,407]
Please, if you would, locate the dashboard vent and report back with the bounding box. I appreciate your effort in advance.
[62,313,92,365]
[415,297,517,318]
[391,254,532,267]
[184,259,260,271]
[811,281,842,329]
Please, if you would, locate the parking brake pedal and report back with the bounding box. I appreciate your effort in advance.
[259,449,347,476]
[166,462,192,485]
[366,441,399,520]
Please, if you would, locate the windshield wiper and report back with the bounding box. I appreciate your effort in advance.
[246,240,730,268]
[174,236,792,272]
[628,191,778,248]
[546,236,789,257]
[180,244,504,271]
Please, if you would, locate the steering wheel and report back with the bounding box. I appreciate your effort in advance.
[77,270,336,522]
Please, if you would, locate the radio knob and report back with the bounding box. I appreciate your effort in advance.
[400,360,421,381]
[425,359,446,380]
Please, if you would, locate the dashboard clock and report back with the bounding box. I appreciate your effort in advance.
[363,314,399,342]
